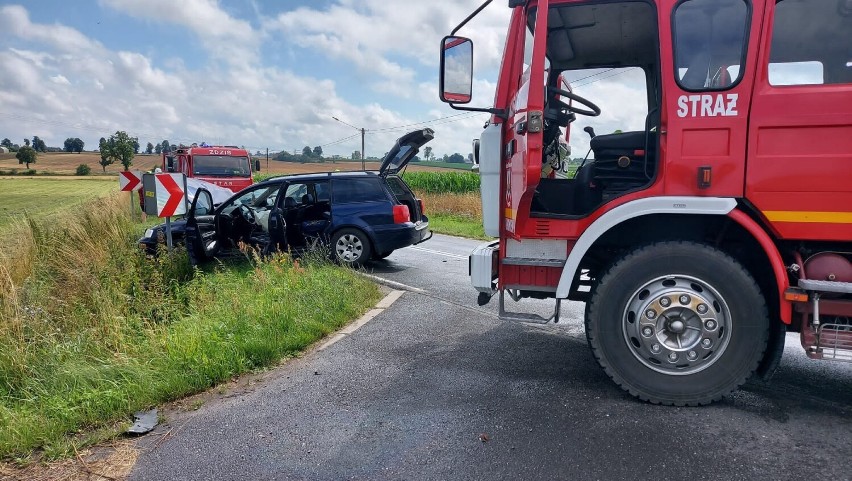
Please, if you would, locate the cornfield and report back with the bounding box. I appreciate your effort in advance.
[401,171,480,194]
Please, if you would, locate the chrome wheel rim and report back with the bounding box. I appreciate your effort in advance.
[622,275,731,375]
[335,234,363,262]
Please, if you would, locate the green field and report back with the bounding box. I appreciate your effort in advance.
[0,177,120,228]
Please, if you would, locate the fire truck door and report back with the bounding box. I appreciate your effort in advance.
[745,0,852,242]
[663,0,765,197]
[505,0,549,236]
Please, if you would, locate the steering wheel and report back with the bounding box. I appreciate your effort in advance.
[547,86,601,117]
[238,204,257,225]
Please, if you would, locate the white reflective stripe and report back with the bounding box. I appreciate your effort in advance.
[555,197,738,298]
[505,238,567,259]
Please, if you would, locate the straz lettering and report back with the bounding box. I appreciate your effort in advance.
[676,94,738,118]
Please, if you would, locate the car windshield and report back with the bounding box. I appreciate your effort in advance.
[193,155,251,177]
[229,184,280,208]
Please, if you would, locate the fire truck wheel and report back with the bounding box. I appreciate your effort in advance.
[585,241,769,406]
[332,228,372,267]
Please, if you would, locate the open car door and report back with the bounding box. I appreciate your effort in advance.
[264,185,289,256]
[185,188,219,264]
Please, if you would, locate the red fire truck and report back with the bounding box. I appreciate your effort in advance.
[163,144,256,192]
[440,0,851,405]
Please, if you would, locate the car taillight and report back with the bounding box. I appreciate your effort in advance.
[393,204,410,224]
[417,198,424,214]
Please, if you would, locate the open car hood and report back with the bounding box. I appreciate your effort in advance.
[379,128,435,176]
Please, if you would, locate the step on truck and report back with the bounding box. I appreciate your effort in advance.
[439,0,852,405]
[163,144,258,193]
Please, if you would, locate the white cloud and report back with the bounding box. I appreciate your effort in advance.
[0,5,104,54]
[99,0,260,66]
[263,0,510,97]
[50,74,71,85]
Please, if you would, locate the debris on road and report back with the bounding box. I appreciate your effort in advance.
[127,409,159,435]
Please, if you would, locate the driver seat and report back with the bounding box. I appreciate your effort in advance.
[590,130,655,200]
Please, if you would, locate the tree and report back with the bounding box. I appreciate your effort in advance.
[72,138,84,152]
[104,131,137,171]
[154,143,162,155]
[64,138,75,152]
[24,138,30,147]
[423,146,433,161]
[447,153,466,163]
[16,146,36,169]
[302,146,312,156]
[31,136,46,152]
[2,138,12,149]
[146,142,154,155]
[351,150,361,160]
[98,137,113,172]
[160,140,170,153]
[312,146,323,158]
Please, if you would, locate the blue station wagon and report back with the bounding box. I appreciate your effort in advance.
[139,129,433,266]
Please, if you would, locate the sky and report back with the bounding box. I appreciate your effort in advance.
[0,0,644,160]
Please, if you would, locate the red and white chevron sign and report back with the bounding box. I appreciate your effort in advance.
[118,170,143,192]
[155,173,187,217]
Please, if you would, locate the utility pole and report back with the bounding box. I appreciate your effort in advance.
[333,116,367,171]
[266,148,269,170]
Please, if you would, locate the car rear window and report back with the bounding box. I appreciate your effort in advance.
[332,178,387,204]
[384,176,412,198]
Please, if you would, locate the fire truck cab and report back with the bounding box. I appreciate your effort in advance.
[440,0,852,405]
[163,144,256,193]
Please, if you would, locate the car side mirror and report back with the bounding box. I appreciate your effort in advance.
[440,36,473,104]
[166,156,176,172]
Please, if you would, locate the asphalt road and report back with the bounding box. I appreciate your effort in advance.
[130,234,852,481]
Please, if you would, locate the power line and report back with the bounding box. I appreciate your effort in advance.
[572,68,633,89]
[369,111,476,133]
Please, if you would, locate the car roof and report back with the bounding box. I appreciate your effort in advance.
[256,170,383,185]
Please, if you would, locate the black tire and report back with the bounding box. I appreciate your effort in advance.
[374,249,394,260]
[585,241,769,406]
[331,228,372,267]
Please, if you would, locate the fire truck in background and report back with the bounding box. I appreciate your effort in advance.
[163,144,258,193]
[439,0,852,405]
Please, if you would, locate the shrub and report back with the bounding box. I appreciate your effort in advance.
[75,164,91,176]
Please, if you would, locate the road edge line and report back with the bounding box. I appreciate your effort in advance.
[316,289,404,351]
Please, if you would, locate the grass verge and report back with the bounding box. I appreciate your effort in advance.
[419,192,489,240]
[0,195,380,461]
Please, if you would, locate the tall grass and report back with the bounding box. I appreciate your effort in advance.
[0,196,379,460]
[419,192,487,239]
[401,171,480,194]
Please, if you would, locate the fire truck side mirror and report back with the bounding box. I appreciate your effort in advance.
[440,36,473,104]
[254,159,261,172]
[165,155,176,172]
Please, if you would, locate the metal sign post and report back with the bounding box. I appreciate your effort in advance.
[165,217,173,251]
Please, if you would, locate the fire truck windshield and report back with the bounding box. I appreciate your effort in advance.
[192,155,251,177]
